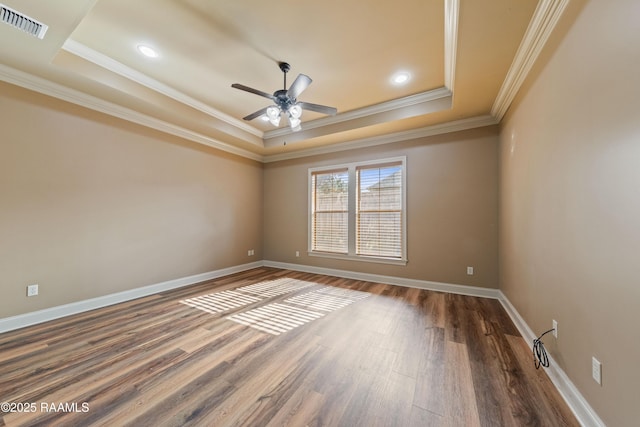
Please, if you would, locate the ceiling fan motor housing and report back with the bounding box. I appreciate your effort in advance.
[274,89,295,111]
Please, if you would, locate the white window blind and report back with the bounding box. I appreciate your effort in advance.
[309,157,406,264]
[310,168,349,253]
[356,162,403,258]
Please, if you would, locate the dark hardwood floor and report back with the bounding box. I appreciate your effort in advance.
[0,267,578,426]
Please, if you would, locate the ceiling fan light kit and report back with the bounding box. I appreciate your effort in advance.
[232,62,337,132]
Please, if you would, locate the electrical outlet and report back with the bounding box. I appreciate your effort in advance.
[295,251,300,257]
[552,319,558,338]
[592,357,602,385]
[247,249,255,256]
[466,266,474,275]
[27,284,39,297]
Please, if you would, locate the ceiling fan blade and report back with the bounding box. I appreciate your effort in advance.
[298,101,337,116]
[242,107,269,121]
[287,74,312,99]
[231,83,276,101]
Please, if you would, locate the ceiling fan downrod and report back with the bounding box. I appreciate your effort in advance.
[279,62,290,90]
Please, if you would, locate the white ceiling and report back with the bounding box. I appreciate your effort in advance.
[0,0,569,162]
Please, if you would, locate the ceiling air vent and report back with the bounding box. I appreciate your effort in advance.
[0,4,48,39]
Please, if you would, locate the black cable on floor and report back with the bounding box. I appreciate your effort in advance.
[533,328,555,369]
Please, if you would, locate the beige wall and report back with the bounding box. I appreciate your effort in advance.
[0,82,263,318]
[499,0,640,425]
[264,127,499,288]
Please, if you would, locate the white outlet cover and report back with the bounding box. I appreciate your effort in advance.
[466,266,474,275]
[592,357,602,385]
[27,284,39,296]
[552,320,558,338]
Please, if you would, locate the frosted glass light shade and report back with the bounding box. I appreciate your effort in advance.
[289,104,302,119]
[289,116,301,129]
[266,106,281,126]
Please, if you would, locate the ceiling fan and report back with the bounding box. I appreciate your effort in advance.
[231,62,337,132]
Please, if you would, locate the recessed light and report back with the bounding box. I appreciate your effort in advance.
[137,44,158,58]
[391,71,411,85]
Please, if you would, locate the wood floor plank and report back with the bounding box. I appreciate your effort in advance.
[222,342,327,427]
[269,389,325,427]
[0,267,579,427]
[198,335,324,426]
[336,347,397,427]
[0,341,48,362]
[409,404,444,427]
[445,341,481,427]
[444,293,467,344]
[464,311,520,426]
[309,330,383,425]
[413,327,446,417]
[378,370,416,426]
[390,309,426,379]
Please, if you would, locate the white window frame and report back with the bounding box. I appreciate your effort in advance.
[308,156,407,265]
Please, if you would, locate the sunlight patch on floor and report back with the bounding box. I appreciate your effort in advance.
[181,278,371,335]
[236,278,317,297]
[180,290,262,314]
[226,303,324,335]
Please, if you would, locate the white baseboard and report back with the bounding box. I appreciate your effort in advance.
[267,260,604,426]
[263,260,500,299]
[1,260,497,334]
[0,261,263,334]
[0,259,604,427]
[498,291,605,427]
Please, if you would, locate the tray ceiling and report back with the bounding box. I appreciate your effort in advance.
[0,0,569,161]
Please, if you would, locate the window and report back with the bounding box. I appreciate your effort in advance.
[309,157,406,265]
[310,168,349,254]
[356,162,403,258]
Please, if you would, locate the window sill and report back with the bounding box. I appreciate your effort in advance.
[308,251,408,266]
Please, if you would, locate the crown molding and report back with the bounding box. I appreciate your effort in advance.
[263,114,498,163]
[2,0,524,165]
[491,0,570,120]
[62,39,264,140]
[444,0,460,92]
[1,64,493,165]
[264,87,452,141]
[59,0,462,151]
[58,40,462,157]
[0,64,263,162]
